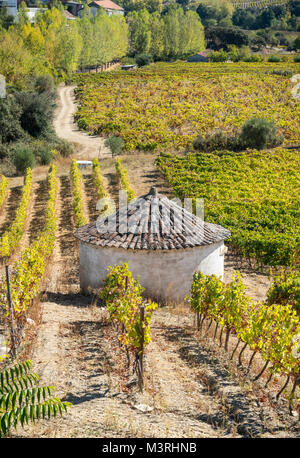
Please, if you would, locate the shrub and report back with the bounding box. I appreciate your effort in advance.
[294,54,300,62]
[105,135,125,156]
[209,49,228,62]
[242,53,262,62]
[193,130,229,151]
[193,118,283,152]
[272,69,293,77]
[0,143,10,160]
[135,53,153,67]
[14,89,57,138]
[13,147,36,173]
[36,146,53,165]
[122,56,136,65]
[193,130,242,152]
[53,138,74,157]
[293,36,300,51]
[0,96,24,143]
[33,74,55,94]
[239,117,283,150]
[268,55,281,62]
[0,156,16,177]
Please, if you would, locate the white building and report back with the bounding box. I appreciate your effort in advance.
[0,0,17,19]
[88,0,124,17]
[74,187,231,303]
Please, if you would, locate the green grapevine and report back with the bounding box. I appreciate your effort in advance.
[156,149,300,267]
[115,159,136,202]
[70,159,87,228]
[100,263,157,389]
[92,158,114,216]
[187,272,300,400]
[0,168,32,258]
[0,164,58,321]
[0,175,9,211]
[73,62,300,151]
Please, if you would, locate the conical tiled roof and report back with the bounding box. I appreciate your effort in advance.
[74,187,231,250]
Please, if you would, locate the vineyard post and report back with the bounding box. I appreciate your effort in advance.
[5,265,17,357]
[138,305,145,392]
[196,312,200,331]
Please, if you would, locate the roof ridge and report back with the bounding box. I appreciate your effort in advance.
[74,188,230,250]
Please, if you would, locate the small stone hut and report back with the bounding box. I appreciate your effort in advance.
[74,187,231,302]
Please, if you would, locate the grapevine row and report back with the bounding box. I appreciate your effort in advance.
[100,263,157,391]
[231,0,288,9]
[92,158,114,216]
[0,175,9,211]
[0,168,32,259]
[115,159,136,202]
[0,164,58,321]
[188,272,300,405]
[70,160,87,228]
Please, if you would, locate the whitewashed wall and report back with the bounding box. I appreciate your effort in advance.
[79,241,226,303]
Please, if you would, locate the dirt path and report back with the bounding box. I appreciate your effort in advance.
[15,298,298,438]
[54,86,111,159]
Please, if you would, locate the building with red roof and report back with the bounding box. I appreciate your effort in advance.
[88,0,124,16]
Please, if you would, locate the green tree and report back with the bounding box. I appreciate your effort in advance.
[52,20,82,74]
[293,35,300,50]
[196,0,233,27]
[205,26,249,49]
[120,0,163,13]
[0,6,14,30]
[78,14,94,68]
[127,9,152,55]
[149,11,164,59]
[17,1,30,28]
[15,88,57,138]
[163,7,205,59]
[0,96,24,143]
[0,30,43,89]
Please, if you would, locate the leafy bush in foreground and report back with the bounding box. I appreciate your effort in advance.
[0,360,71,437]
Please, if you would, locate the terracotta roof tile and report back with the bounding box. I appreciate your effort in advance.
[74,187,231,251]
[89,0,124,11]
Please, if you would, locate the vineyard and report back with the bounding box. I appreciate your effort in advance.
[0,60,299,438]
[73,62,300,152]
[156,147,300,267]
[230,0,289,9]
[0,153,298,438]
